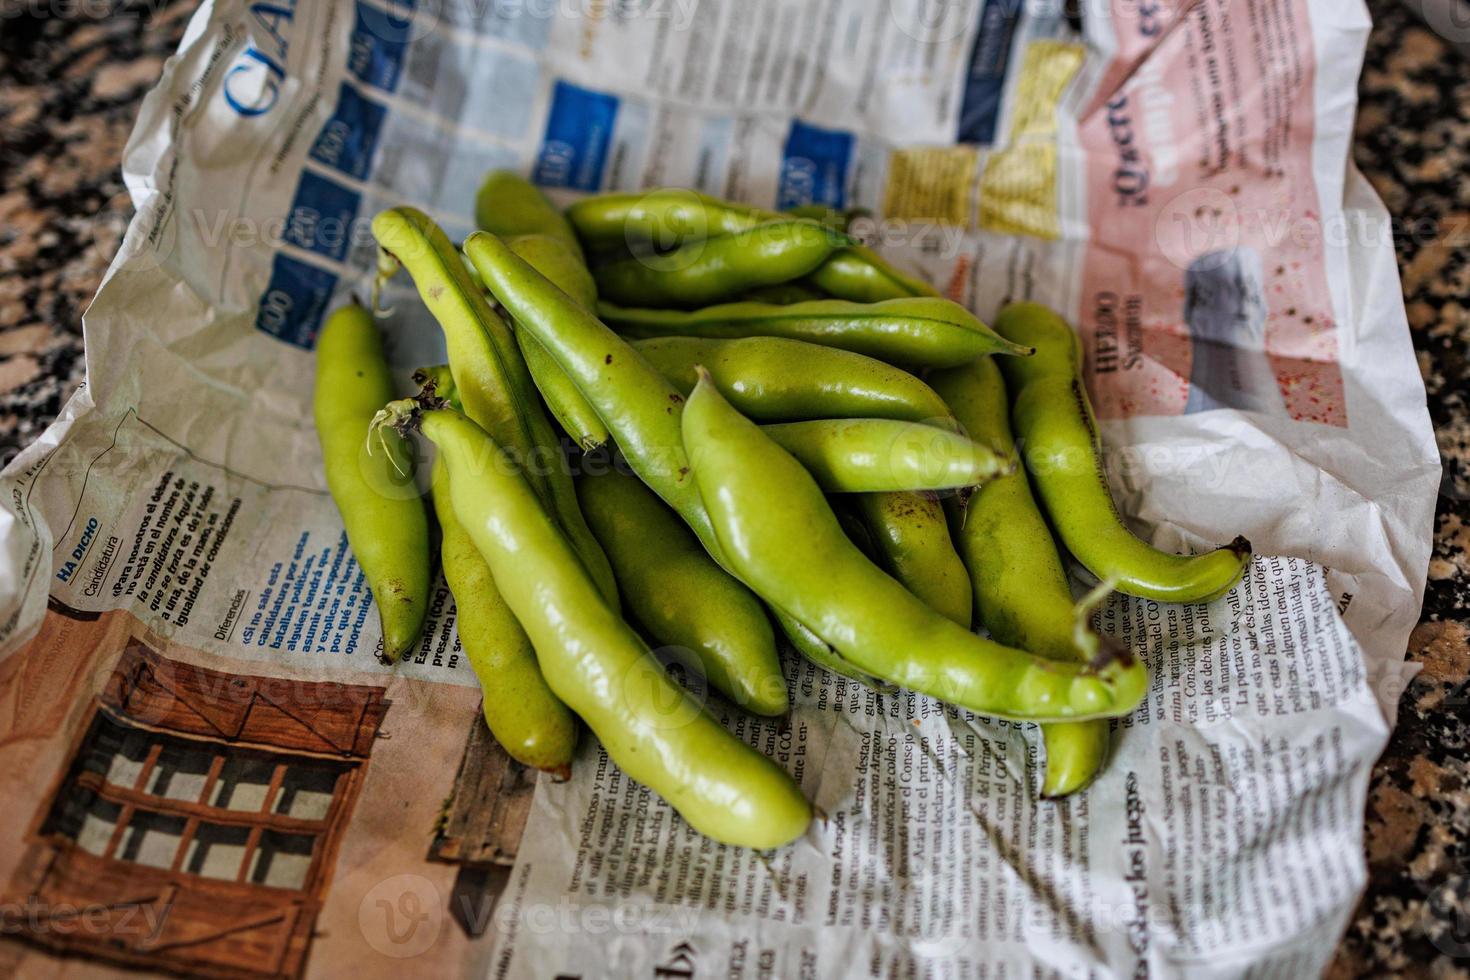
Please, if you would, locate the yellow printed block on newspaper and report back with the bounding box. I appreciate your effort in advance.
[1009,40,1084,138]
[883,147,978,227]
[979,143,1061,238]
[977,40,1084,240]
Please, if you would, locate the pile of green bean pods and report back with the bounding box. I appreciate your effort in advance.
[313,175,1252,848]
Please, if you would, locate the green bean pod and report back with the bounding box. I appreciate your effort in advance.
[463,231,790,699]
[567,190,930,302]
[432,458,578,776]
[592,220,845,307]
[853,491,971,627]
[504,233,610,450]
[599,296,1032,368]
[761,418,1011,493]
[388,404,810,849]
[577,467,787,716]
[993,302,1251,603]
[506,233,596,305]
[466,231,708,542]
[472,171,605,449]
[775,606,883,686]
[519,334,604,447]
[314,304,430,663]
[373,207,538,477]
[475,170,584,257]
[371,207,619,607]
[467,232,849,680]
[681,370,1148,722]
[631,335,954,425]
[930,357,1111,796]
[807,244,939,302]
[566,188,766,251]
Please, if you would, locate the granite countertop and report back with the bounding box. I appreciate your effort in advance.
[0,0,1465,974]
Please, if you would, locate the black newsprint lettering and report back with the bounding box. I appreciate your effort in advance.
[1093,291,1145,374]
[215,588,249,641]
[1095,292,1119,373]
[1105,94,1150,208]
[1122,771,1150,977]
[83,535,119,597]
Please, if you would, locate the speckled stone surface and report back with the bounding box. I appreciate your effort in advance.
[0,0,1465,974]
[1330,3,1470,976]
[0,0,196,459]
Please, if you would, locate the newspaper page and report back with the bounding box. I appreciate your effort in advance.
[0,0,1438,976]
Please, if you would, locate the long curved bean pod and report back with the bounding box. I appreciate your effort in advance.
[380,404,810,849]
[682,370,1149,722]
[432,458,578,776]
[504,232,610,450]
[993,302,1251,603]
[371,207,619,607]
[314,304,429,663]
[578,467,787,715]
[565,188,765,250]
[854,491,972,627]
[463,230,791,696]
[599,296,1032,368]
[762,418,1011,492]
[631,335,954,425]
[591,220,845,307]
[566,190,932,301]
[931,356,1112,796]
[473,171,607,448]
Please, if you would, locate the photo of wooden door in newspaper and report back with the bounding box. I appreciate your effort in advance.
[3,637,388,979]
[426,717,538,941]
